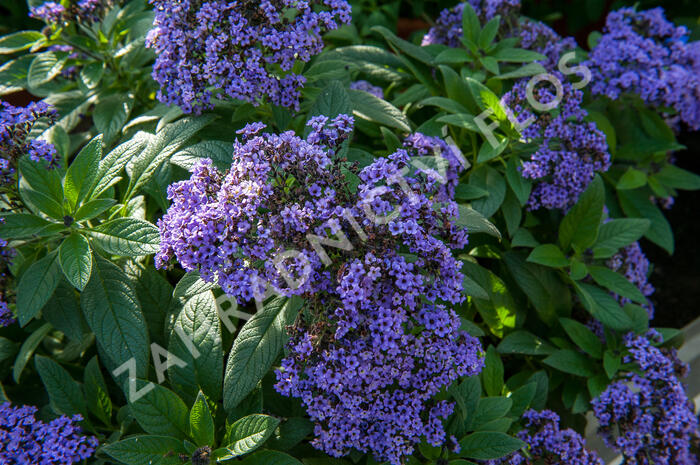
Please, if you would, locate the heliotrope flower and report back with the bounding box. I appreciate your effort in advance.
[586,7,700,130]
[489,409,603,465]
[146,0,351,113]
[349,80,384,99]
[30,0,108,24]
[592,330,700,464]
[1,101,59,185]
[422,0,521,47]
[606,241,655,318]
[157,117,481,464]
[502,76,611,210]
[0,402,98,464]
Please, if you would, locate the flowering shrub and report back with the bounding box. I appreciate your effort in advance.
[0,0,699,464]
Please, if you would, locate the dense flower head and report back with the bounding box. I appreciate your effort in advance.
[146,0,351,113]
[517,18,578,71]
[0,101,59,185]
[349,80,384,99]
[586,7,700,130]
[489,409,603,465]
[422,0,522,47]
[592,330,700,464]
[157,117,481,463]
[30,0,109,24]
[606,241,655,318]
[0,402,98,464]
[502,76,611,210]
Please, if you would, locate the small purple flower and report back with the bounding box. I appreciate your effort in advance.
[592,330,700,464]
[146,0,352,113]
[0,402,98,464]
[586,8,700,130]
[350,80,384,99]
[489,409,603,465]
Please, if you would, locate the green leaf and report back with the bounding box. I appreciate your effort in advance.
[449,376,481,430]
[348,89,410,132]
[190,391,215,447]
[64,135,102,209]
[74,198,117,222]
[618,189,674,253]
[223,297,302,411]
[102,435,186,465]
[13,323,52,382]
[593,219,650,257]
[588,266,648,304]
[19,188,64,219]
[497,330,556,356]
[27,51,64,89]
[91,136,149,199]
[617,168,647,190]
[509,383,537,418]
[482,346,503,397]
[268,417,313,451]
[435,48,473,65]
[459,432,525,460]
[461,261,519,338]
[94,94,133,143]
[494,62,547,80]
[456,204,501,239]
[505,157,531,206]
[437,113,480,132]
[603,350,621,379]
[16,251,61,326]
[237,450,304,465]
[0,337,18,364]
[81,255,149,378]
[84,356,112,426]
[559,175,604,251]
[225,414,281,457]
[19,154,63,200]
[472,397,513,429]
[503,252,570,325]
[88,218,160,257]
[419,96,470,115]
[653,164,700,190]
[171,140,233,172]
[59,233,92,290]
[455,184,489,201]
[575,283,634,331]
[43,279,90,342]
[559,318,603,359]
[543,349,597,377]
[470,166,506,217]
[130,382,190,438]
[79,62,104,89]
[127,115,215,197]
[0,31,44,54]
[461,2,481,43]
[173,271,217,300]
[308,80,352,121]
[491,48,546,62]
[0,213,52,239]
[526,244,569,268]
[370,25,434,66]
[479,16,501,49]
[35,355,87,417]
[168,291,223,402]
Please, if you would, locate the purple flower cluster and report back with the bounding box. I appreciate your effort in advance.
[1,101,59,185]
[30,0,106,24]
[592,330,700,464]
[587,7,700,130]
[0,402,98,464]
[518,18,578,71]
[349,80,384,99]
[606,242,655,318]
[490,409,603,465]
[401,132,464,203]
[502,78,611,210]
[157,117,482,463]
[146,0,351,113]
[421,0,521,47]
